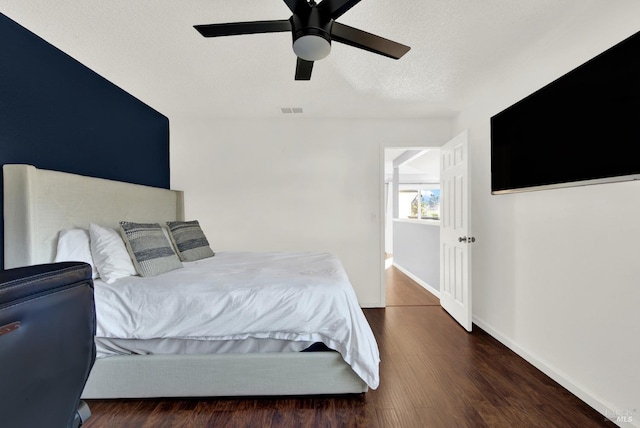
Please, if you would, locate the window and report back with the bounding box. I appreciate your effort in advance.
[398,187,440,221]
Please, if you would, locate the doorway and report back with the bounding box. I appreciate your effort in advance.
[381,131,473,331]
[383,147,442,305]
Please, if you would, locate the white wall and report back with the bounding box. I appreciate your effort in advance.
[170,117,451,307]
[393,220,440,293]
[456,4,640,423]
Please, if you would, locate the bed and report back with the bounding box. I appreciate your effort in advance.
[3,164,377,398]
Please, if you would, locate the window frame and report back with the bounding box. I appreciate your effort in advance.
[397,183,441,223]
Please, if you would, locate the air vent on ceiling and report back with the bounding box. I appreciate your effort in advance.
[280,107,304,114]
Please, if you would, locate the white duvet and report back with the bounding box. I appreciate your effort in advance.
[94,251,380,389]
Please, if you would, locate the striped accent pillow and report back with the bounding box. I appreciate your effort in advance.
[119,221,183,277]
[166,220,215,262]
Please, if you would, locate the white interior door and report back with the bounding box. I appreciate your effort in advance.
[440,130,473,331]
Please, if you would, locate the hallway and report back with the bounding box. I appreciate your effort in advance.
[385,264,439,307]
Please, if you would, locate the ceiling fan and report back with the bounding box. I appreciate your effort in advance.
[194,0,411,80]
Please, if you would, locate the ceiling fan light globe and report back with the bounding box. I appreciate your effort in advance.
[293,35,331,61]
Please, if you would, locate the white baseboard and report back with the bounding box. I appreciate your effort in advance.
[473,315,635,428]
[360,301,384,309]
[392,262,440,299]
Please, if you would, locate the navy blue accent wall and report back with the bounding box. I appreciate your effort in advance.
[0,13,170,268]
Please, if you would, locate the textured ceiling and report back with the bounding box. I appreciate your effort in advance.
[1,0,605,119]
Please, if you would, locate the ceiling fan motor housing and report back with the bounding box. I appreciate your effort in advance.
[290,6,333,61]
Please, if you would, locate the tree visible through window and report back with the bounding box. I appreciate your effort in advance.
[412,189,440,220]
[399,188,440,220]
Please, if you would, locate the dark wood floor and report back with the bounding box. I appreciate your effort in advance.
[84,266,613,427]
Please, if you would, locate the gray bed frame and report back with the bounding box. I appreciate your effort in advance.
[3,164,367,398]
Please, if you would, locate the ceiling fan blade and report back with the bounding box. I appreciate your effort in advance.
[283,0,310,16]
[194,20,291,37]
[331,22,410,59]
[317,0,362,19]
[295,58,314,80]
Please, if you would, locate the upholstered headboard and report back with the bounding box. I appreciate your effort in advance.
[3,164,184,269]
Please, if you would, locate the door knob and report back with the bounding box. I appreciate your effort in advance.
[458,236,476,243]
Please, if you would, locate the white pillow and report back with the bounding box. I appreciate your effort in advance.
[89,223,137,283]
[54,228,99,279]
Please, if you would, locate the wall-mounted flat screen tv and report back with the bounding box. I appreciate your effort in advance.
[491,30,640,194]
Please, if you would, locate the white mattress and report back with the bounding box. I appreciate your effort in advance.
[93,251,380,389]
[95,337,316,357]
